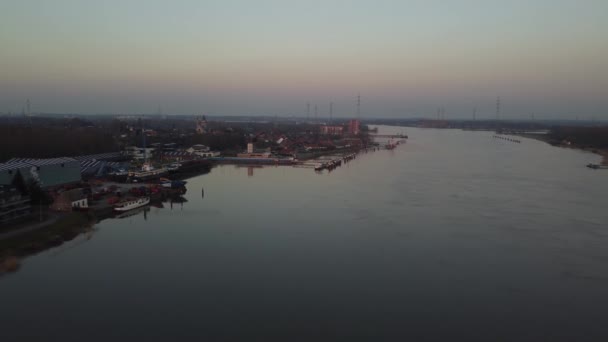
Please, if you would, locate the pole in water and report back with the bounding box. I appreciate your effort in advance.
[201,187,204,199]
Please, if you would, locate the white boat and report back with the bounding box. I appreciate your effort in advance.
[129,163,168,181]
[166,163,181,172]
[113,197,150,212]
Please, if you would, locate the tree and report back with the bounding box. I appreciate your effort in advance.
[11,170,28,195]
[27,179,52,205]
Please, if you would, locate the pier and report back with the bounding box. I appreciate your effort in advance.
[494,135,521,143]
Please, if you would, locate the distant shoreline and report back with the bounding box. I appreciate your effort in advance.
[516,133,608,166]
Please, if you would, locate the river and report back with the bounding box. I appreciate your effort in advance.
[2,126,608,341]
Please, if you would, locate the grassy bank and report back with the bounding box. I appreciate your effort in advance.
[516,133,608,165]
[0,212,92,263]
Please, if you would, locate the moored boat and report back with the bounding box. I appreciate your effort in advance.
[113,197,150,212]
[160,178,188,188]
[385,138,397,150]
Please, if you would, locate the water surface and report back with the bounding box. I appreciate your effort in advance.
[2,126,608,341]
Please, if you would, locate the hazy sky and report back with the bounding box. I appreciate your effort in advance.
[1,0,606,119]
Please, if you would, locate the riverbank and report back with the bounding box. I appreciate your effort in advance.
[516,133,608,166]
[0,184,188,276]
[0,211,60,240]
[0,211,93,276]
[597,150,608,166]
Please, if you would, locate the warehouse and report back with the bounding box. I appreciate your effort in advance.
[0,158,81,189]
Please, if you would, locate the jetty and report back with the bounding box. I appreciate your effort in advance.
[586,163,608,170]
[494,135,521,143]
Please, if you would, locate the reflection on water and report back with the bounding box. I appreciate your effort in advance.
[113,205,150,220]
[0,215,98,277]
[1,193,190,276]
[1,126,608,341]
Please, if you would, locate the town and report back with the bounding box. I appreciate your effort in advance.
[0,113,409,264]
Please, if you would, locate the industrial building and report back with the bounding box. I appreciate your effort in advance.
[0,158,81,189]
[74,152,129,178]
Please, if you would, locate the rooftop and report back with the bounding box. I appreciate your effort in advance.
[0,157,78,172]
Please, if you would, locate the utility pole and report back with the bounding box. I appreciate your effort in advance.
[26,99,32,126]
[496,96,501,121]
[306,102,310,121]
[142,115,147,163]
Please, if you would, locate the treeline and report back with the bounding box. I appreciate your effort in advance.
[185,134,247,152]
[140,128,247,153]
[0,125,118,162]
[549,126,608,148]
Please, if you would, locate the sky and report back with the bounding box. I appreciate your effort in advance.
[1,0,607,119]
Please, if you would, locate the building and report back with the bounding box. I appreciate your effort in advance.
[79,159,126,178]
[161,151,199,161]
[320,125,344,135]
[236,143,271,158]
[186,144,210,153]
[74,152,130,178]
[185,144,220,158]
[72,152,128,163]
[0,158,81,189]
[0,185,31,225]
[125,146,156,160]
[50,188,88,212]
[196,116,208,134]
[348,120,360,135]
